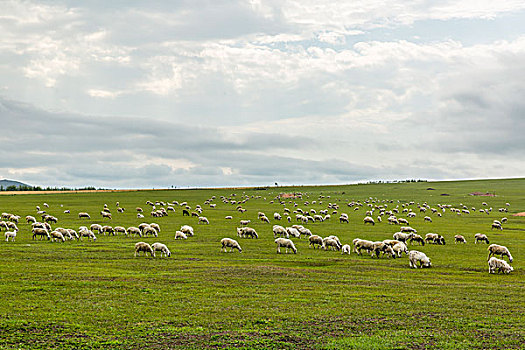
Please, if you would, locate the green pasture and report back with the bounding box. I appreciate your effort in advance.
[0,179,524,349]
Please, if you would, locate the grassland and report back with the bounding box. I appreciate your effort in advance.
[0,178,524,349]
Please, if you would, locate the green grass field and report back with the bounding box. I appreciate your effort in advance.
[0,179,524,349]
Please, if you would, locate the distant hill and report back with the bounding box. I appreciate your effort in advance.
[0,179,32,189]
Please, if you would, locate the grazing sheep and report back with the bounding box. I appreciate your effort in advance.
[260,215,270,223]
[102,225,115,236]
[424,233,446,245]
[398,218,409,225]
[393,232,414,244]
[382,239,401,247]
[237,227,258,239]
[491,222,503,230]
[143,226,158,237]
[341,244,351,254]
[408,250,432,268]
[487,244,513,263]
[400,226,417,233]
[273,225,288,238]
[63,209,70,214]
[363,216,375,225]
[454,235,467,244]
[339,215,349,223]
[114,226,126,235]
[5,231,16,242]
[274,213,282,220]
[501,217,508,223]
[50,231,65,242]
[353,239,375,256]
[392,242,409,257]
[100,210,112,220]
[25,215,36,224]
[127,226,142,237]
[408,234,425,246]
[78,212,91,219]
[371,242,395,258]
[80,230,97,241]
[309,235,324,249]
[286,227,301,239]
[90,224,103,233]
[150,223,161,233]
[275,238,297,254]
[182,209,190,216]
[488,257,514,274]
[151,242,171,257]
[221,238,242,253]
[239,220,251,226]
[32,228,50,240]
[180,225,194,237]
[174,231,188,240]
[225,216,233,220]
[474,233,490,244]
[424,216,432,222]
[135,242,155,257]
[323,238,342,251]
[198,216,209,224]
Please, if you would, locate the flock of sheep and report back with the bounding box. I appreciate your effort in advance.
[0,193,517,274]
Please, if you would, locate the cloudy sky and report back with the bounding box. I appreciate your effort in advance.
[1,1,524,188]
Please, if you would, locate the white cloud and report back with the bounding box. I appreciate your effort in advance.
[0,1,524,187]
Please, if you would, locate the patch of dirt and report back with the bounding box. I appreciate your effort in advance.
[469,192,496,196]
[512,212,525,216]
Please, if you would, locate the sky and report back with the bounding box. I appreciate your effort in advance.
[1,0,524,189]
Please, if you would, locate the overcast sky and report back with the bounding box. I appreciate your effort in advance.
[1,1,524,188]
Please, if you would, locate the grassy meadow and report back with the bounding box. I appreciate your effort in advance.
[0,179,524,349]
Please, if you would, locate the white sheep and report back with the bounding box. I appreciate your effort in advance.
[150,223,161,233]
[5,230,16,242]
[151,242,171,257]
[275,238,297,254]
[286,227,301,239]
[50,231,65,242]
[198,216,209,224]
[135,242,155,257]
[180,225,194,237]
[174,231,188,240]
[474,233,490,244]
[393,232,414,244]
[225,216,233,220]
[25,215,36,224]
[454,235,467,244]
[78,212,91,219]
[408,250,431,268]
[353,239,375,256]
[32,228,50,240]
[424,233,446,245]
[424,216,432,222]
[90,224,103,233]
[100,211,112,219]
[488,257,513,274]
[487,244,513,263]
[239,220,251,226]
[309,235,324,249]
[80,229,97,241]
[363,216,375,225]
[260,215,270,223]
[114,226,126,235]
[274,213,282,220]
[371,241,395,258]
[341,244,351,254]
[237,227,258,239]
[220,238,242,253]
[273,225,288,238]
[392,242,409,257]
[127,226,142,237]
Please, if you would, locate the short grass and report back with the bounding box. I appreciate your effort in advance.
[0,178,524,349]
